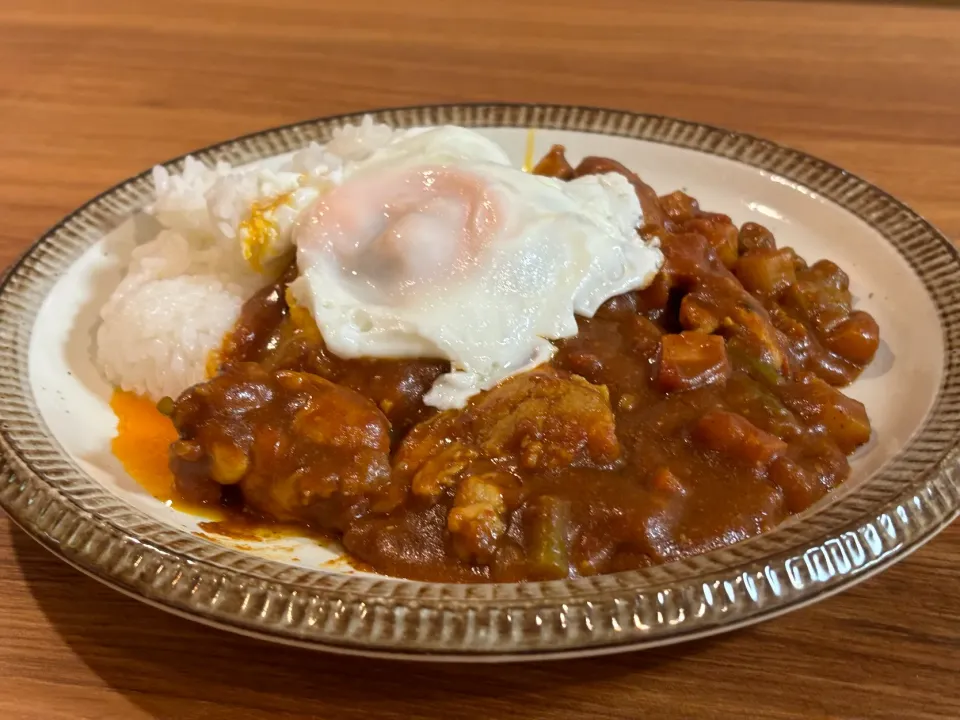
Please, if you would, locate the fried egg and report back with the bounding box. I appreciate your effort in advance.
[289,126,663,409]
[201,124,512,275]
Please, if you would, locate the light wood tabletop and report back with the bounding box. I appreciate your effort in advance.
[2,1,959,718]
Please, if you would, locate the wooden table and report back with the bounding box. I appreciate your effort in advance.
[1,1,959,717]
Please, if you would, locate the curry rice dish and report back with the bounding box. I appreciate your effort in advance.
[99,121,879,583]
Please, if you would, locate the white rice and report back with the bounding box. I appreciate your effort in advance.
[96,116,406,401]
[95,229,258,400]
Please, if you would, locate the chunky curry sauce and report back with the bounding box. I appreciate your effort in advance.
[161,148,878,582]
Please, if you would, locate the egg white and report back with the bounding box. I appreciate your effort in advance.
[288,126,663,409]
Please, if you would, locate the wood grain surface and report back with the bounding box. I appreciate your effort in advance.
[1,1,959,718]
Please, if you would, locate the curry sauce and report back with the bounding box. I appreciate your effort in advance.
[120,148,879,583]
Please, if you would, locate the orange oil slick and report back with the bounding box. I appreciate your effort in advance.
[110,389,178,502]
[110,388,333,532]
[110,389,220,518]
[522,128,536,172]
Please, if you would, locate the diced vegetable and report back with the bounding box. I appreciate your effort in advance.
[780,247,806,272]
[823,310,880,365]
[656,332,731,392]
[807,259,849,292]
[694,410,788,470]
[768,456,826,513]
[636,271,672,313]
[786,273,852,335]
[807,349,861,388]
[738,222,777,254]
[532,144,575,180]
[679,295,720,333]
[562,350,605,383]
[525,495,573,581]
[725,337,783,386]
[779,373,871,453]
[682,215,739,268]
[721,305,787,376]
[734,248,797,298]
[767,304,809,345]
[650,466,688,496]
[659,191,700,222]
[156,396,175,416]
[657,231,721,285]
[209,440,250,484]
[723,375,803,441]
[624,314,663,356]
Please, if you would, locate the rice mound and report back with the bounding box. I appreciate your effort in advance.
[95,230,256,400]
[96,115,408,401]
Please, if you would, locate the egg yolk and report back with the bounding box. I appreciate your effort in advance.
[240,192,293,272]
[296,165,503,304]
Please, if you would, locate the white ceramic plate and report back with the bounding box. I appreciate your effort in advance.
[2,104,958,660]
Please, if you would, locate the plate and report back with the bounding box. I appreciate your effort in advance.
[2,104,958,661]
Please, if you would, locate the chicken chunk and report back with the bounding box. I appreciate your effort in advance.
[396,367,621,482]
[447,472,522,564]
[468,368,622,471]
[169,363,399,530]
[392,368,621,569]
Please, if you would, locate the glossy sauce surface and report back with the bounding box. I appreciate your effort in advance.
[156,149,879,582]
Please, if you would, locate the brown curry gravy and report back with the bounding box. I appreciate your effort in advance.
[114,147,879,583]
